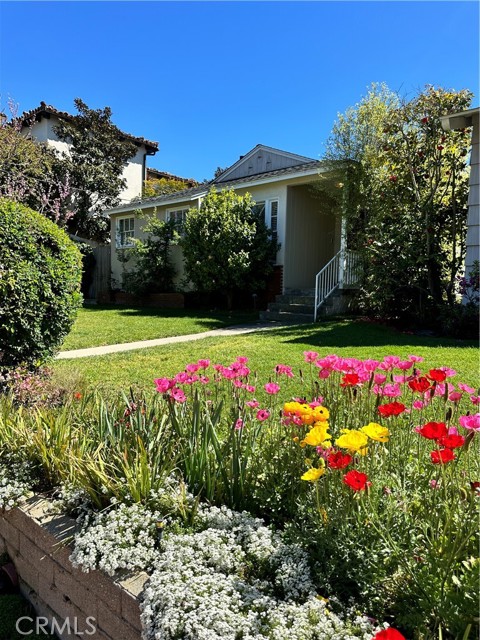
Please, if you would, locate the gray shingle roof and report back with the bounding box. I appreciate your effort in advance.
[108,160,323,214]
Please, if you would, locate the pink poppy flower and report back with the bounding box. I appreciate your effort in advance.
[174,372,190,384]
[197,359,210,369]
[440,367,456,378]
[170,387,187,403]
[459,383,476,394]
[199,376,210,384]
[448,392,463,403]
[362,359,380,372]
[374,373,387,385]
[256,409,270,421]
[412,400,425,410]
[382,383,402,398]
[235,419,244,430]
[236,356,249,364]
[471,395,480,405]
[264,382,281,395]
[459,414,480,431]
[186,363,200,373]
[246,400,260,409]
[304,351,319,363]
[275,364,294,378]
[318,368,331,379]
[398,360,414,371]
[408,355,424,363]
[154,377,174,393]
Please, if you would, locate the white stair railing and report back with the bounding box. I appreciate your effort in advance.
[314,250,360,321]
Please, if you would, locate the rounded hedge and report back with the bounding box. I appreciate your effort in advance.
[0,199,83,369]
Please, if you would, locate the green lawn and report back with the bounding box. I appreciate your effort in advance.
[61,305,259,350]
[54,317,479,392]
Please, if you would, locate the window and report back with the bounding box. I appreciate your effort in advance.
[116,217,135,248]
[167,208,189,232]
[252,199,279,244]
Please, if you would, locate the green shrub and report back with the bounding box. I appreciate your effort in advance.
[0,199,82,369]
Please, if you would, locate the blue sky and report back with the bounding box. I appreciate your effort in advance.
[1,1,478,181]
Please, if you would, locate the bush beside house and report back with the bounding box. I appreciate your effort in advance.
[0,199,82,370]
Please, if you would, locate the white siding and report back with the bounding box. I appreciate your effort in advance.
[465,111,479,288]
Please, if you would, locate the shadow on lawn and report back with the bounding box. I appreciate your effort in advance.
[81,305,258,328]
[264,317,477,350]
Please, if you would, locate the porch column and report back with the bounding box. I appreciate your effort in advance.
[338,217,347,289]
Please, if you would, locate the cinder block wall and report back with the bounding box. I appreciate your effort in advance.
[0,496,148,640]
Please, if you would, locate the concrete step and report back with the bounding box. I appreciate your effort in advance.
[284,288,316,297]
[275,294,315,305]
[259,309,313,324]
[268,302,314,315]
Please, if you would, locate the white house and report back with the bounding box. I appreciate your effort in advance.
[19,102,159,203]
[440,106,479,303]
[106,144,346,306]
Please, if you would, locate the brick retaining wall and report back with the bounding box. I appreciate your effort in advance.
[0,496,148,639]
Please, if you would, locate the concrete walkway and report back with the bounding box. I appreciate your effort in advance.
[56,322,281,359]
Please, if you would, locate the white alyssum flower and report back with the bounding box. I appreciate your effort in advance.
[0,460,32,510]
[70,502,163,575]
[141,505,380,640]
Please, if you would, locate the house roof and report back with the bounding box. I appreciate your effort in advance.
[17,101,159,153]
[440,106,479,132]
[146,167,198,186]
[106,155,326,216]
[215,144,317,182]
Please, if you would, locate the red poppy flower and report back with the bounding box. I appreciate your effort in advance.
[343,470,370,491]
[418,422,448,440]
[438,434,465,449]
[408,377,431,393]
[327,451,352,469]
[378,402,406,417]
[373,629,406,640]
[340,373,360,387]
[428,369,447,382]
[431,448,455,464]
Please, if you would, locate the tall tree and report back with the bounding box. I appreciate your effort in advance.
[323,84,473,320]
[55,98,138,241]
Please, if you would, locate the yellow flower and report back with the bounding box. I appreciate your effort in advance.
[335,429,369,454]
[301,424,332,447]
[284,401,302,414]
[311,406,330,422]
[301,467,325,482]
[361,422,390,443]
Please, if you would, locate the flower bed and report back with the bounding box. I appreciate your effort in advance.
[0,352,478,639]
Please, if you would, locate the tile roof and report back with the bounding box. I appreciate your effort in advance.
[17,102,159,152]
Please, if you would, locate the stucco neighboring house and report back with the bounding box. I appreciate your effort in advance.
[18,102,159,203]
[440,106,480,304]
[106,144,347,307]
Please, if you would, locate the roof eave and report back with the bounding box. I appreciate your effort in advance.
[440,106,480,131]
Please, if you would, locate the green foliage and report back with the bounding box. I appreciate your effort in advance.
[0,199,82,369]
[182,188,278,307]
[54,98,139,242]
[143,178,192,198]
[0,112,71,225]
[324,84,473,321]
[120,215,178,295]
